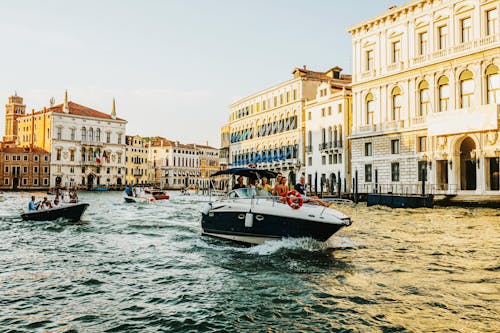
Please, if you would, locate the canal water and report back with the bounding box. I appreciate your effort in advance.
[0,191,498,332]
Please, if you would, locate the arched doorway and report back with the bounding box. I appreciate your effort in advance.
[55,176,62,186]
[117,178,122,186]
[87,174,94,190]
[460,137,476,190]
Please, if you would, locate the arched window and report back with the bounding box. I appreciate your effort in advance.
[81,147,86,161]
[88,127,94,142]
[437,76,450,112]
[328,126,332,144]
[459,70,474,108]
[391,86,402,121]
[308,130,312,147]
[333,126,338,147]
[96,128,101,142]
[81,127,87,141]
[339,125,343,147]
[486,64,499,104]
[366,93,374,125]
[418,81,430,116]
[321,128,326,144]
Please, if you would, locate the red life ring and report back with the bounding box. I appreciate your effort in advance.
[286,190,303,209]
[149,197,155,202]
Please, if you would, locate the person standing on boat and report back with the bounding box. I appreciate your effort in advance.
[28,196,40,211]
[233,176,245,189]
[125,185,133,197]
[295,176,330,207]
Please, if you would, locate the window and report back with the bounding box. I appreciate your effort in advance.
[418,31,428,55]
[293,89,297,100]
[286,92,290,103]
[392,41,401,63]
[338,104,342,113]
[391,139,400,154]
[461,17,472,43]
[365,142,373,156]
[280,94,283,105]
[418,161,428,182]
[417,136,427,152]
[81,127,86,141]
[56,148,61,161]
[34,155,39,162]
[391,163,400,182]
[23,155,28,161]
[43,166,49,173]
[4,178,9,185]
[366,50,374,70]
[321,108,325,117]
[23,178,28,185]
[43,178,49,186]
[33,166,38,173]
[438,25,448,50]
[70,167,74,173]
[391,87,402,121]
[4,166,8,173]
[308,157,312,166]
[366,93,375,125]
[322,156,326,165]
[70,128,75,140]
[96,128,101,142]
[418,81,430,116]
[459,70,474,108]
[57,127,62,140]
[273,96,277,107]
[328,106,332,115]
[328,154,333,164]
[438,76,450,112]
[106,132,111,143]
[308,112,311,120]
[486,64,499,104]
[33,178,38,186]
[44,156,49,162]
[106,167,110,174]
[365,164,372,182]
[486,9,498,36]
[118,134,122,144]
[23,166,28,173]
[70,150,75,161]
[4,156,8,161]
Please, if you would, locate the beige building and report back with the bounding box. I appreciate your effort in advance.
[228,66,338,184]
[125,135,150,185]
[305,68,352,194]
[348,0,499,195]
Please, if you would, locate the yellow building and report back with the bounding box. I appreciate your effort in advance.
[125,135,150,185]
[348,0,500,195]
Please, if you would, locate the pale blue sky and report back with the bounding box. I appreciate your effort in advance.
[0,0,407,147]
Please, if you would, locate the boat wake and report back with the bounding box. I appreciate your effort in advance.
[246,237,332,255]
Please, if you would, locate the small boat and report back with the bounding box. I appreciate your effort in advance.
[21,203,89,222]
[201,168,353,245]
[145,189,169,201]
[123,194,147,203]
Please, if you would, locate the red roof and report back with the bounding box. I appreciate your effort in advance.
[48,101,125,121]
[0,146,49,154]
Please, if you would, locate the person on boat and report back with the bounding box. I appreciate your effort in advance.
[53,199,61,208]
[273,176,289,198]
[69,191,79,203]
[233,176,245,189]
[125,185,133,197]
[28,196,40,211]
[40,197,52,210]
[257,177,273,193]
[294,176,330,207]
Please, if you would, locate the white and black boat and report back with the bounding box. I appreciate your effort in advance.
[21,203,89,222]
[201,168,352,245]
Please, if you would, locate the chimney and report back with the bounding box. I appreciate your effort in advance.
[303,65,307,70]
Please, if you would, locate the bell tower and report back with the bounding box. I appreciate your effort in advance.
[3,92,26,142]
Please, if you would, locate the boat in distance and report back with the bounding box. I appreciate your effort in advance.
[201,168,352,245]
[21,203,89,222]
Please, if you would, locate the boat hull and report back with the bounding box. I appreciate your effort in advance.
[21,203,89,222]
[201,210,345,244]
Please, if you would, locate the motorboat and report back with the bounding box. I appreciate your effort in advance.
[201,168,352,245]
[123,192,147,203]
[21,203,89,222]
[144,189,169,201]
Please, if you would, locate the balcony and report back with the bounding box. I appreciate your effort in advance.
[383,120,405,131]
[133,169,143,176]
[358,124,376,133]
[81,140,103,147]
[318,143,329,151]
[360,69,376,80]
[387,61,404,72]
[412,116,427,126]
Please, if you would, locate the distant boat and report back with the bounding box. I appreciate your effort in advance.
[21,203,89,222]
[0,191,4,202]
[92,187,109,191]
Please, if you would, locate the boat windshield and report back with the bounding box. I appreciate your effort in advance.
[228,188,272,199]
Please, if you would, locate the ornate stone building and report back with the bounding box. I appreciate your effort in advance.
[13,92,127,188]
[304,67,352,194]
[348,0,499,195]
[228,66,337,184]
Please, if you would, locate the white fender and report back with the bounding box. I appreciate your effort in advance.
[245,213,253,228]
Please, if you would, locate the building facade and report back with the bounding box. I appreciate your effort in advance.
[13,92,127,188]
[0,146,51,190]
[305,68,352,194]
[219,124,230,170]
[228,66,338,184]
[148,138,219,190]
[348,0,500,195]
[125,135,150,185]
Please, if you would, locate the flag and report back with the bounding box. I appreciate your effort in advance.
[94,149,101,163]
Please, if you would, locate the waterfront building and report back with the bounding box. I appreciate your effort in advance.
[348,0,500,195]
[148,137,219,190]
[228,66,337,184]
[12,92,127,188]
[125,135,150,185]
[0,145,51,190]
[219,124,230,170]
[304,68,352,194]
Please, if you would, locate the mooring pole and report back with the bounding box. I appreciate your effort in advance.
[354,170,359,204]
[421,167,426,197]
[374,169,378,193]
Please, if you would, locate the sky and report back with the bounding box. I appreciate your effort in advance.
[0,0,408,147]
